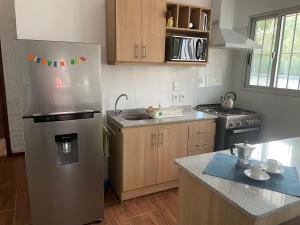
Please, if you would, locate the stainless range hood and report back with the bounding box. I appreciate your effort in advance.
[210,0,261,49]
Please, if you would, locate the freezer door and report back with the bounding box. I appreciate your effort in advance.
[23,113,103,225]
[16,40,102,116]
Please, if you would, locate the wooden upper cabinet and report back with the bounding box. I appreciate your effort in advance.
[123,127,158,191]
[157,124,188,183]
[141,0,166,63]
[106,0,166,64]
[116,0,142,62]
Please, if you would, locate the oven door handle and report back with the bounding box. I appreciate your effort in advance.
[232,127,260,134]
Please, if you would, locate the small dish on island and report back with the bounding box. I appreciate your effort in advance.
[244,164,270,181]
[265,159,284,174]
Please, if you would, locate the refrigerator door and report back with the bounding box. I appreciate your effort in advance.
[16,40,102,116]
[23,112,103,225]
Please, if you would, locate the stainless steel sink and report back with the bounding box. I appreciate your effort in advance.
[122,114,152,121]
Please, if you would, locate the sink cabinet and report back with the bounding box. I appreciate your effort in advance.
[109,120,215,200]
[123,126,158,191]
[156,124,189,183]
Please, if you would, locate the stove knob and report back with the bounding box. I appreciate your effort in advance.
[229,122,235,128]
[257,120,261,125]
[236,121,242,127]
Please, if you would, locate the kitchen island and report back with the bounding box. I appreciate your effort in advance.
[175,137,300,225]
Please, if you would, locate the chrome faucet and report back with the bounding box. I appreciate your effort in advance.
[115,94,128,115]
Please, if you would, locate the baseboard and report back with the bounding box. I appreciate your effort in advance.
[9,152,25,157]
[121,180,178,201]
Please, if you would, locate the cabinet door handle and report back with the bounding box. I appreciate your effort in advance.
[195,143,208,147]
[151,133,157,148]
[134,44,140,59]
[158,132,163,146]
[196,130,208,134]
[142,46,146,59]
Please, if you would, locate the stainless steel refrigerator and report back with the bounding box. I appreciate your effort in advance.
[16,40,104,225]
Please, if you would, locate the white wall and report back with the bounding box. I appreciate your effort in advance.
[13,0,300,151]
[232,0,300,142]
[12,0,233,153]
[0,0,25,153]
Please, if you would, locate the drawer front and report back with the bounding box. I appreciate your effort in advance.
[188,136,214,153]
[188,150,211,156]
[189,120,215,140]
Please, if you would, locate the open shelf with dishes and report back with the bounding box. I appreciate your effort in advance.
[165,2,212,66]
[166,2,211,35]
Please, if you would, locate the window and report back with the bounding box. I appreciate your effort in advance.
[245,7,300,92]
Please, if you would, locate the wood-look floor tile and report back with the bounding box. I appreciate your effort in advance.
[104,205,129,225]
[15,180,31,225]
[0,185,16,211]
[149,211,168,225]
[133,197,155,214]
[0,210,14,225]
[127,213,156,225]
[120,202,142,218]
[105,189,119,207]
[156,192,178,218]
[148,195,176,225]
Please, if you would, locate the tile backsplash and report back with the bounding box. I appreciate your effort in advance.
[101,48,234,114]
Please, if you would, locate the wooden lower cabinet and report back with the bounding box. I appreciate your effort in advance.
[109,120,215,200]
[157,124,189,183]
[188,120,216,156]
[123,127,158,191]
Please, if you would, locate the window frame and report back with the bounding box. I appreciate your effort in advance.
[244,6,300,96]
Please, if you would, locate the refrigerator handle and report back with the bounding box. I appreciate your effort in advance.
[23,110,101,123]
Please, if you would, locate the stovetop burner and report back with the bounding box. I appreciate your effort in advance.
[195,104,256,117]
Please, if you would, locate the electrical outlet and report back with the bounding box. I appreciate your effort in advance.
[172,93,179,103]
[179,93,185,102]
[173,81,179,91]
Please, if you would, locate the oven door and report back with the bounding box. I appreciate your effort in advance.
[224,127,261,149]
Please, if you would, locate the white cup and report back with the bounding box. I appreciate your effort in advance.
[250,164,264,177]
[267,159,282,171]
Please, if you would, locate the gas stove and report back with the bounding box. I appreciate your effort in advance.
[195,104,262,150]
[195,104,261,129]
[195,104,256,117]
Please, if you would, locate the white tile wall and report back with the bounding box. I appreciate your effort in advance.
[0,14,25,153]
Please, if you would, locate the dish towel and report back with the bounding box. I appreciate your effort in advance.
[103,126,110,158]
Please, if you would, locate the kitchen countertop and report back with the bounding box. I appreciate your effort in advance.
[175,137,300,219]
[107,108,217,128]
